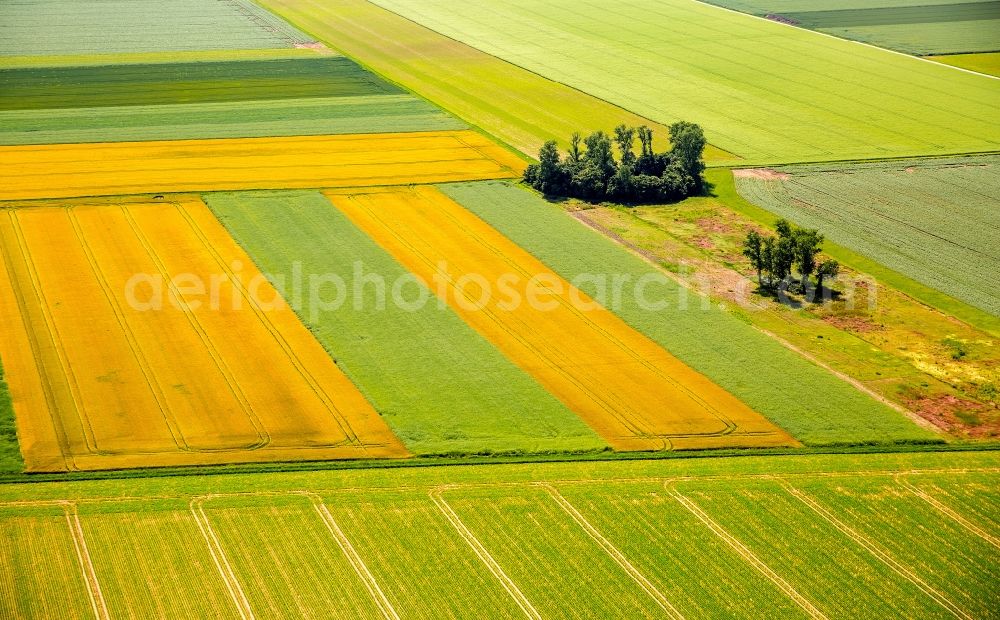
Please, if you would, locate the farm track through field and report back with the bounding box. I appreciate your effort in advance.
[896,475,1000,550]
[0,470,994,616]
[61,502,109,620]
[330,185,796,451]
[783,485,971,619]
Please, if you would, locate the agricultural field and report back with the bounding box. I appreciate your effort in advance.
[733,155,1000,318]
[366,0,1000,164]
[0,197,405,471]
[0,0,315,56]
[571,170,1000,439]
[0,451,996,618]
[702,0,1000,55]
[443,181,937,446]
[329,186,796,451]
[0,131,524,201]
[206,190,606,456]
[0,57,464,145]
[929,51,1000,76]
[258,0,737,163]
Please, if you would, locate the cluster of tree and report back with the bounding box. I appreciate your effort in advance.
[742,219,839,299]
[523,122,707,203]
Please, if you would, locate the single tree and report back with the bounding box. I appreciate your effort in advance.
[568,132,582,165]
[668,121,707,186]
[793,228,824,293]
[614,124,636,168]
[761,235,776,288]
[815,260,839,297]
[742,230,765,286]
[582,131,617,180]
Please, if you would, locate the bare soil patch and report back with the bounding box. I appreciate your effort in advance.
[732,168,790,181]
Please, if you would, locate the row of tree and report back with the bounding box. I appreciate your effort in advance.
[742,219,839,298]
[523,122,707,203]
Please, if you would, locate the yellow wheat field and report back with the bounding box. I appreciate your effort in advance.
[0,131,525,201]
[0,196,406,471]
[331,186,797,451]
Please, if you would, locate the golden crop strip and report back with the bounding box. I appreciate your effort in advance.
[330,186,797,451]
[0,197,406,472]
[0,130,524,201]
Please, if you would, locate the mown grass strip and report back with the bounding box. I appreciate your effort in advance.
[205,190,607,456]
[442,180,938,446]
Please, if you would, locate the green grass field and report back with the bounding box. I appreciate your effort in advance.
[257,0,738,164]
[442,181,937,446]
[931,51,1000,76]
[0,451,995,618]
[0,0,314,56]
[205,190,606,456]
[0,57,463,145]
[368,0,1000,164]
[734,155,1000,317]
[703,0,1000,55]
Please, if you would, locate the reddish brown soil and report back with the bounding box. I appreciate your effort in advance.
[822,314,883,333]
[906,394,997,438]
[697,217,731,233]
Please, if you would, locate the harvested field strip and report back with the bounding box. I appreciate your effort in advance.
[77,503,242,619]
[330,186,796,451]
[733,155,1000,317]
[206,190,605,456]
[443,181,936,446]
[675,480,957,617]
[0,58,402,111]
[0,508,94,620]
[0,197,405,471]
[368,0,1000,163]
[0,0,314,56]
[0,95,464,146]
[0,131,524,201]
[258,0,736,162]
[200,496,389,618]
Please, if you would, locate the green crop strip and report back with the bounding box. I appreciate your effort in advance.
[205,190,606,457]
[442,180,939,446]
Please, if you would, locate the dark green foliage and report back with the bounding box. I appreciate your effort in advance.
[523,123,706,204]
[745,218,830,300]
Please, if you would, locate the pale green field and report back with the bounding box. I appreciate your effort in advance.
[0,451,996,618]
[734,155,1000,317]
[369,0,1000,164]
[0,0,313,55]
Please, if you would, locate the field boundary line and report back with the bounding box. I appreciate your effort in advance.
[61,502,109,620]
[537,483,684,619]
[896,475,1000,550]
[189,497,256,620]
[298,492,400,620]
[1,467,997,508]
[784,484,971,619]
[690,0,1000,82]
[429,487,542,620]
[666,485,828,620]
